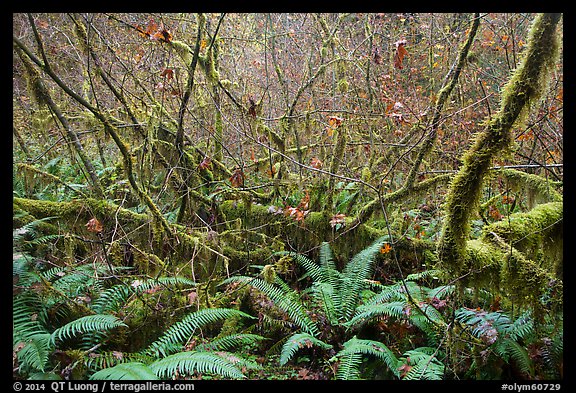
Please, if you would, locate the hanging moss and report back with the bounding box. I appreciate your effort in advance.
[481,201,562,275]
[498,168,562,208]
[437,14,562,280]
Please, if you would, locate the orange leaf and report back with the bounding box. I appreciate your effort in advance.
[328,115,344,128]
[310,157,323,169]
[86,217,103,233]
[380,243,392,254]
[394,39,408,69]
[229,168,245,188]
[488,205,503,220]
[152,28,173,43]
[297,190,310,211]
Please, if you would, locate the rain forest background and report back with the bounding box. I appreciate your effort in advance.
[12,13,563,381]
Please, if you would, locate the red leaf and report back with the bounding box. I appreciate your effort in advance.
[160,68,174,81]
[394,39,409,69]
[297,190,310,211]
[398,362,413,378]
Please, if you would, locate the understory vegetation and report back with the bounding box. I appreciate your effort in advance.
[13,13,562,381]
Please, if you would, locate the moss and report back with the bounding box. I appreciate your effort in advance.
[499,168,562,208]
[462,239,503,290]
[481,201,562,272]
[337,78,349,93]
[170,40,193,65]
[437,14,561,282]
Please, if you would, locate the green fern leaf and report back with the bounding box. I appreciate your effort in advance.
[336,352,363,380]
[400,347,444,380]
[345,301,408,329]
[149,351,245,379]
[336,336,399,378]
[504,339,533,375]
[17,333,52,373]
[90,362,159,380]
[145,308,254,357]
[196,334,266,352]
[51,314,127,344]
[279,332,332,366]
[222,276,319,336]
[339,236,389,321]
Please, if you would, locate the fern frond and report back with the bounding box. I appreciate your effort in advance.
[91,276,195,314]
[145,308,254,357]
[336,336,399,378]
[336,352,363,380]
[51,314,127,344]
[86,351,155,372]
[91,285,132,314]
[405,269,442,282]
[222,276,319,336]
[339,236,388,321]
[400,347,444,380]
[90,362,159,380]
[149,351,245,379]
[504,311,534,341]
[16,333,52,373]
[196,334,266,352]
[501,339,533,375]
[279,332,332,366]
[13,293,50,343]
[319,241,336,271]
[13,216,58,250]
[427,284,455,300]
[345,301,408,330]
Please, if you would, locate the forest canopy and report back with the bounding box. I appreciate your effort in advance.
[13,13,563,381]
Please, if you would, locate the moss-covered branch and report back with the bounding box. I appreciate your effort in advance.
[437,13,562,278]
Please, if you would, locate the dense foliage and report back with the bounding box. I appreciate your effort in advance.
[13,13,562,381]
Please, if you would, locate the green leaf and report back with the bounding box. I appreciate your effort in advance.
[279,332,332,366]
[51,314,127,344]
[149,351,245,379]
[90,362,158,380]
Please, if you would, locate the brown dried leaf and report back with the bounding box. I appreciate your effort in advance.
[394,39,409,69]
[85,217,103,233]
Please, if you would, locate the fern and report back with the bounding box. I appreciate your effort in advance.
[196,333,266,352]
[16,333,52,373]
[13,216,59,251]
[400,347,444,380]
[222,276,319,336]
[51,314,127,344]
[336,351,363,380]
[149,351,246,379]
[91,276,195,314]
[13,292,50,343]
[86,351,155,371]
[345,301,408,329]
[279,332,332,366]
[90,362,159,380]
[335,336,399,379]
[339,236,389,321]
[144,308,255,357]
